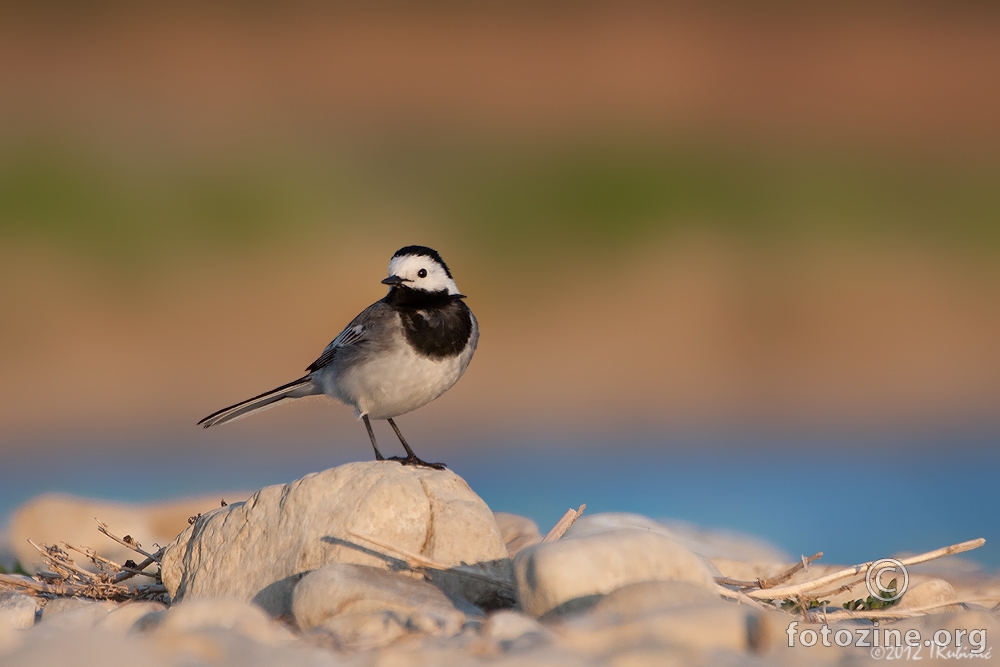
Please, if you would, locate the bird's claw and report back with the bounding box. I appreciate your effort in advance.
[386,455,447,470]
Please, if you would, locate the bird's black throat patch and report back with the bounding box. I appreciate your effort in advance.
[386,287,472,359]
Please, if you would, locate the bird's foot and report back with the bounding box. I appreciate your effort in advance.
[387,455,447,470]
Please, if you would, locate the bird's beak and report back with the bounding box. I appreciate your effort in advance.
[381,275,411,286]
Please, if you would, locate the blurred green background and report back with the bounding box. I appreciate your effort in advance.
[4,139,999,263]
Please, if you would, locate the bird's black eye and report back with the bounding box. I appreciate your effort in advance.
[417,268,427,278]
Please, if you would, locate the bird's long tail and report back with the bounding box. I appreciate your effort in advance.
[198,375,318,427]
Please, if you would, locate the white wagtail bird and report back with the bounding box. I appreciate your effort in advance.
[198,245,478,469]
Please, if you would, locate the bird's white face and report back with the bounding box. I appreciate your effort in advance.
[387,253,460,295]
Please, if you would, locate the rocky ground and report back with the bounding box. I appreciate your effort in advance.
[1,462,997,666]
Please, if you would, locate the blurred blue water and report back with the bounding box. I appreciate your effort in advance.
[1,432,997,569]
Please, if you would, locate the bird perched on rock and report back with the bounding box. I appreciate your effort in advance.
[198,246,478,469]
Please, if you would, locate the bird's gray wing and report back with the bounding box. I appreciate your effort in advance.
[305,302,386,372]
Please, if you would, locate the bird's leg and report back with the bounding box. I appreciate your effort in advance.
[387,418,417,458]
[386,418,446,470]
[363,415,386,461]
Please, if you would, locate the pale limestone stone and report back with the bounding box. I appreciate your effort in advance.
[292,563,472,649]
[558,597,758,657]
[481,610,552,652]
[97,601,166,634]
[0,621,23,655]
[0,592,37,630]
[657,518,789,562]
[0,625,341,667]
[148,598,296,645]
[372,642,584,667]
[0,628,172,667]
[561,513,669,540]
[590,581,721,619]
[565,513,800,585]
[162,462,511,617]
[493,512,542,556]
[514,528,718,618]
[598,646,695,667]
[897,578,958,612]
[937,571,1000,608]
[39,598,115,628]
[305,611,409,651]
[8,493,241,574]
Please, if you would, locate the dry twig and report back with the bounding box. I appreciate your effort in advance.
[0,519,167,602]
[347,530,513,590]
[96,520,160,561]
[542,505,586,542]
[741,538,984,601]
[716,586,769,610]
[61,543,157,581]
[0,572,79,596]
[716,552,824,589]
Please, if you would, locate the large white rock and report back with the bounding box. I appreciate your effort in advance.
[514,521,719,617]
[162,462,511,617]
[293,563,475,649]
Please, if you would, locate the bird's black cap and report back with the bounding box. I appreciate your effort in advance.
[392,246,453,278]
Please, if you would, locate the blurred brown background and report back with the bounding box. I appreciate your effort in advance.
[1,1,998,453]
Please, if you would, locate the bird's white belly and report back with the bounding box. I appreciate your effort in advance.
[323,345,471,420]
